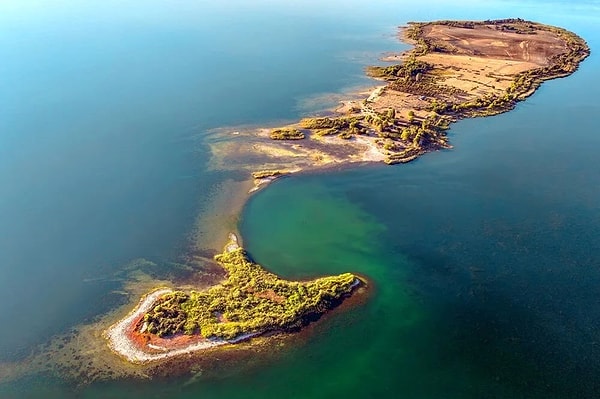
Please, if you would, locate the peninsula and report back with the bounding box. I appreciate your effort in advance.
[106,19,589,365]
[210,18,589,186]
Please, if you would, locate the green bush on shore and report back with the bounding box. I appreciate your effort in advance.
[269,128,305,140]
[142,248,360,340]
[252,170,283,179]
[366,56,433,80]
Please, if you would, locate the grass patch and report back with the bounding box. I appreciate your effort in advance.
[142,247,360,340]
[270,128,305,140]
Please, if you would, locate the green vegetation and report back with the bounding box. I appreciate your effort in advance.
[434,20,475,29]
[389,78,466,99]
[404,23,423,41]
[384,146,423,165]
[300,116,367,138]
[484,18,538,34]
[142,247,360,339]
[403,24,434,54]
[252,170,283,179]
[269,128,305,140]
[366,56,433,80]
[300,116,363,130]
[399,114,450,146]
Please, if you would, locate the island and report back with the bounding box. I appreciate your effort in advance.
[0,18,591,389]
[105,19,589,366]
[105,234,362,363]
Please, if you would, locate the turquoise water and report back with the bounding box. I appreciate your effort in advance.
[1,0,599,397]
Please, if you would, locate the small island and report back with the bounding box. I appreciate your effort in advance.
[105,234,362,363]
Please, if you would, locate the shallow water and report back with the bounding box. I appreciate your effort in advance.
[1,0,599,397]
[0,0,399,363]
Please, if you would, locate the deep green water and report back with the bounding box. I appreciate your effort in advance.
[1,0,600,398]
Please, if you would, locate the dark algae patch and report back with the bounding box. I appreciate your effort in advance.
[141,243,361,340]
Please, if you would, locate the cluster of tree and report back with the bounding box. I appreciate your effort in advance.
[141,248,359,340]
[444,94,512,117]
[397,114,449,147]
[300,116,367,138]
[269,128,305,140]
[363,109,397,133]
[435,20,475,29]
[483,18,527,24]
[252,170,283,179]
[384,146,424,165]
[495,24,537,34]
[389,78,461,99]
[367,57,433,80]
[142,292,189,337]
[404,23,424,41]
[300,117,350,129]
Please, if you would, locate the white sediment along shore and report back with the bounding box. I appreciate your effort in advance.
[103,233,360,364]
[103,233,260,364]
[104,289,226,363]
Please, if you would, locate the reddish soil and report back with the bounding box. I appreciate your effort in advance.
[127,314,209,352]
[255,289,286,304]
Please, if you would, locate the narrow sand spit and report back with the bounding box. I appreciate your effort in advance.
[104,288,233,363]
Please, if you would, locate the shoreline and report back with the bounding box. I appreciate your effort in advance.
[104,233,363,364]
[0,18,586,384]
[103,234,249,364]
[103,18,590,366]
[0,21,589,390]
[104,286,264,364]
[207,18,589,188]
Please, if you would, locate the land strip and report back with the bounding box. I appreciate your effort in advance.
[210,18,589,183]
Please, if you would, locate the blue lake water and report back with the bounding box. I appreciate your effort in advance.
[0,0,599,397]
